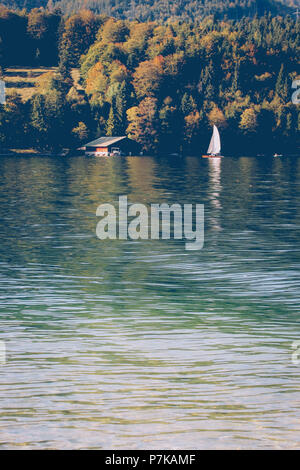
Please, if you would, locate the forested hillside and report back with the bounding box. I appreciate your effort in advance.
[0,6,299,154]
[1,0,299,21]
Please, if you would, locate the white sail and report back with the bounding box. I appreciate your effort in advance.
[207,125,221,155]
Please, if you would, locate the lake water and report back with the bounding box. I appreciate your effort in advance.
[0,154,299,449]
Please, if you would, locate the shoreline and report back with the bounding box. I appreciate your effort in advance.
[0,148,71,157]
[1,149,299,158]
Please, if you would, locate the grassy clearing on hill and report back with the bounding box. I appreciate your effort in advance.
[3,67,81,101]
[4,67,58,101]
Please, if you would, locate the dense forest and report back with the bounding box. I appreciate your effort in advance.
[50,0,297,21]
[0,5,299,154]
[1,0,299,21]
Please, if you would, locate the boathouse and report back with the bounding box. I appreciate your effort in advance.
[80,136,140,156]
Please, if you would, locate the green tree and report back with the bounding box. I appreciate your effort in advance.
[181,93,196,116]
[106,99,122,135]
[275,64,288,102]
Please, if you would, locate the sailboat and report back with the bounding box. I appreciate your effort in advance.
[202,125,223,158]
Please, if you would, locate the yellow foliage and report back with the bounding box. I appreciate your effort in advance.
[36,71,56,93]
[208,107,227,128]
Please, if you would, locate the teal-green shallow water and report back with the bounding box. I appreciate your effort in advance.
[0,154,299,449]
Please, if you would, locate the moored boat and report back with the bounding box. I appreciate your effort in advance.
[202,125,223,158]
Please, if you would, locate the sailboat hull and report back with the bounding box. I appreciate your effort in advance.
[202,155,223,158]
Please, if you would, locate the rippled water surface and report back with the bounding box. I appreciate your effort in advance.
[0,154,300,449]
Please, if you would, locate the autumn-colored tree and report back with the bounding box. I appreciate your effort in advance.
[100,18,129,43]
[59,10,100,67]
[125,22,154,67]
[239,108,257,133]
[132,56,164,99]
[208,107,227,129]
[127,97,159,152]
[85,62,108,106]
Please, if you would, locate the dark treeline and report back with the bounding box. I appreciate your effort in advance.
[0,6,61,66]
[0,6,299,154]
[55,0,294,22]
[1,0,297,22]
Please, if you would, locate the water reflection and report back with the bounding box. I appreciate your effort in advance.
[208,158,222,233]
[0,154,300,449]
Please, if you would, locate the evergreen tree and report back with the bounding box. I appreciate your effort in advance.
[106,99,122,135]
[275,64,288,101]
[181,93,196,116]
